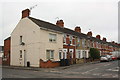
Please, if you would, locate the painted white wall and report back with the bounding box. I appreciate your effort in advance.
[38,28,63,61]
[11,17,63,67]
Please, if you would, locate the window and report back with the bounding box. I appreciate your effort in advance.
[46,50,54,60]
[88,40,90,47]
[82,39,85,47]
[77,44,80,47]
[83,51,87,58]
[20,36,22,44]
[20,50,22,58]
[63,34,66,44]
[92,42,94,47]
[70,51,73,58]
[49,33,56,42]
[85,40,87,46]
[78,38,80,42]
[70,36,72,44]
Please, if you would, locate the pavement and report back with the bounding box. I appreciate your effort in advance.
[2,61,100,71]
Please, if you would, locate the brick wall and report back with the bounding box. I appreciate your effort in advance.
[3,37,11,65]
[40,59,60,68]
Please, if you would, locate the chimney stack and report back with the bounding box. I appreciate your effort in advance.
[56,20,64,27]
[103,37,107,42]
[22,9,30,18]
[87,31,92,37]
[74,27,81,33]
[111,41,115,44]
[96,35,101,40]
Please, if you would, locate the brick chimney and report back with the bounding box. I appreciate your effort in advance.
[103,37,107,42]
[112,41,115,44]
[22,9,30,18]
[87,31,92,37]
[118,43,120,46]
[96,35,101,40]
[56,20,64,27]
[74,27,81,33]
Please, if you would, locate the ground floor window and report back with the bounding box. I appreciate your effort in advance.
[78,51,81,58]
[46,50,54,60]
[20,50,22,58]
[83,51,87,58]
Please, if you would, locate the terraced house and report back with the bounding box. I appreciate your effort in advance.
[10,9,120,68]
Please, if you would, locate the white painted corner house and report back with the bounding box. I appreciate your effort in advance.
[11,9,63,67]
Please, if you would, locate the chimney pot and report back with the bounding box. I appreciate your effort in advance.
[96,35,101,39]
[56,20,64,27]
[74,27,81,33]
[22,9,30,18]
[87,31,92,36]
[103,37,107,42]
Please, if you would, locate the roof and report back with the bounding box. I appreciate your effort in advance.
[4,37,11,41]
[28,17,120,48]
[29,17,87,38]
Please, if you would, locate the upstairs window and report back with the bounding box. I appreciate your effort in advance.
[63,34,66,44]
[78,38,80,42]
[49,33,56,42]
[88,40,90,47]
[70,36,72,45]
[82,39,85,47]
[85,40,87,46]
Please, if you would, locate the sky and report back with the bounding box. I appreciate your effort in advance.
[0,0,120,46]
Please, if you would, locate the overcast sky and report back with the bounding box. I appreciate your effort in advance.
[0,0,119,46]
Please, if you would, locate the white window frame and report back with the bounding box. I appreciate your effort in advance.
[20,50,22,58]
[46,50,54,60]
[78,38,80,42]
[83,50,87,58]
[49,33,57,42]
[82,39,85,47]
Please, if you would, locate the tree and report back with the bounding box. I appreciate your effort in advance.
[89,48,100,60]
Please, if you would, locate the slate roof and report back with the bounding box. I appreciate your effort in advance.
[28,17,120,48]
[29,17,87,38]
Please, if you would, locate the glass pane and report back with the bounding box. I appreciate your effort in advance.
[46,50,50,59]
[59,52,61,59]
[50,50,54,59]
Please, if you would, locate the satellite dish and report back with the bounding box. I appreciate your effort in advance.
[30,4,37,10]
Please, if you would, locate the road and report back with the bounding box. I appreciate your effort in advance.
[2,60,119,78]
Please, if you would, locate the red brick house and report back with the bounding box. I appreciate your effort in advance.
[3,37,11,65]
[56,20,76,65]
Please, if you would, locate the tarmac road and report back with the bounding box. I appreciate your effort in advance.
[2,60,119,78]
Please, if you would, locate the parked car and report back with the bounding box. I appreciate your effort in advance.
[100,55,112,62]
[110,51,120,60]
[110,55,117,61]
